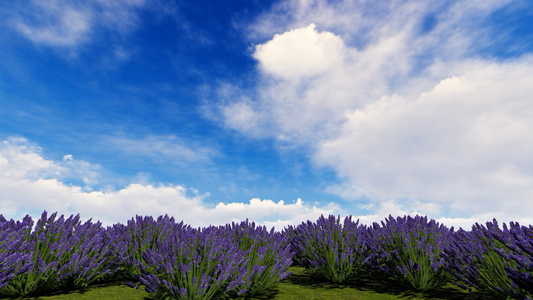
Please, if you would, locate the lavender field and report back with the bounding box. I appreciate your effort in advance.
[1,211,532,300]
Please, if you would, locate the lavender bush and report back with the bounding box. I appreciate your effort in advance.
[213,219,295,298]
[287,214,371,283]
[125,226,253,300]
[365,214,455,291]
[440,219,532,300]
[5,210,531,299]
[489,221,533,297]
[102,214,196,285]
[0,211,122,298]
[0,215,36,294]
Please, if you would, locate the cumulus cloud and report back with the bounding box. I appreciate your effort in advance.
[0,136,342,232]
[0,137,60,180]
[214,0,533,229]
[1,137,523,232]
[253,23,346,81]
[315,57,533,216]
[222,0,518,143]
[222,11,477,144]
[221,24,376,143]
[0,137,107,190]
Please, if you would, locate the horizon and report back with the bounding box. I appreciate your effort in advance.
[2,209,517,235]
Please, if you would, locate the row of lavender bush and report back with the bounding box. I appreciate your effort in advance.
[286,214,533,300]
[0,212,294,300]
[1,211,532,299]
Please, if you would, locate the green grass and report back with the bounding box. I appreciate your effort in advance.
[2,265,501,300]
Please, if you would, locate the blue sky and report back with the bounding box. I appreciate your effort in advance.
[1,0,533,232]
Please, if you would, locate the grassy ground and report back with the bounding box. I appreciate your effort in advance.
[2,265,500,300]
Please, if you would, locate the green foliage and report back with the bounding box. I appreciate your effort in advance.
[216,223,294,299]
[386,230,453,291]
[367,216,455,292]
[311,227,366,283]
[472,236,531,299]
[0,213,116,298]
[227,235,276,297]
[291,215,369,284]
[121,222,169,282]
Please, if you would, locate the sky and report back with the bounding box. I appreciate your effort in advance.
[1,0,533,233]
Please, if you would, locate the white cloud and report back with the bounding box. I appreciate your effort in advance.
[348,199,521,232]
[6,0,146,47]
[220,97,263,138]
[103,134,218,166]
[247,0,510,48]
[253,23,346,81]
[0,137,106,190]
[0,137,63,180]
[93,0,146,33]
[314,57,533,226]
[215,0,533,229]
[0,137,342,233]
[225,0,505,143]
[2,136,528,233]
[220,21,425,144]
[14,4,91,47]
[213,198,341,231]
[314,57,533,204]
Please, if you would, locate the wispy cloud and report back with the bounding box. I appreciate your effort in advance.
[103,134,218,166]
[5,0,146,47]
[13,3,91,47]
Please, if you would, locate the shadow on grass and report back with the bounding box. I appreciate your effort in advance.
[0,273,157,300]
[222,286,282,300]
[0,267,502,300]
[279,266,501,300]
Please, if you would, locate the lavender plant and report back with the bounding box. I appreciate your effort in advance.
[489,221,533,297]
[213,219,295,298]
[0,215,36,294]
[102,214,196,284]
[288,214,371,283]
[0,211,122,298]
[365,214,455,291]
[125,226,253,300]
[440,219,532,300]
